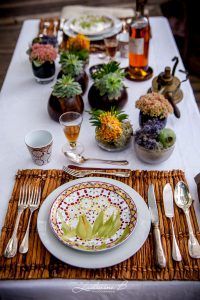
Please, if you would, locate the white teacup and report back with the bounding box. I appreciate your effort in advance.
[25,130,53,165]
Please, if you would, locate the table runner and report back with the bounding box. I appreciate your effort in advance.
[0,169,200,280]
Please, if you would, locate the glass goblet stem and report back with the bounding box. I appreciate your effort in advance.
[69,141,77,149]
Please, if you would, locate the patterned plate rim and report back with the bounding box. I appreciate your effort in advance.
[49,180,137,252]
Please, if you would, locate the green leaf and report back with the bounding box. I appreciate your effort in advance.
[61,221,76,238]
[52,75,82,98]
[76,214,93,240]
[92,210,104,235]
[106,211,121,238]
[97,214,114,238]
[62,229,76,239]
[116,225,130,244]
[61,222,71,235]
[60,53,83,77]
[33,59,43,67]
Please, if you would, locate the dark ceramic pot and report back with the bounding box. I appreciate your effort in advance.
[48,94,84,122]
[32,61,55,84]
[139,111,167,128]
[57,70,88,95]
[88,84,128,110]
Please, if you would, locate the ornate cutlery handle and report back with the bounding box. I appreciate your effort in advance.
[19,211,33,254]
[91,170,130,177]
[4,209,23,258]
[153,225,166,268]
[86,158,129,165]
[170,219,182,261]
[185,209,200,258]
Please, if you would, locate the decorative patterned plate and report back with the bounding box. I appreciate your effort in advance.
[50,181,137,252]
[63,17,122,41]
[69,15,114,36]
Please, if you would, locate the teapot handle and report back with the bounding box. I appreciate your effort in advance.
[166,93,181,119]
[172,56,179,76]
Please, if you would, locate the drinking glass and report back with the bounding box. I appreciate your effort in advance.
[59,112,84,154]
[104,36,118,60]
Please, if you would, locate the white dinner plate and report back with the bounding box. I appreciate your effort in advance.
[63,17,122,41]
[69,15,114,36]
[37,177,151,269]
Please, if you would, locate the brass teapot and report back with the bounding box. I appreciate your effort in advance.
[149,57,188,118]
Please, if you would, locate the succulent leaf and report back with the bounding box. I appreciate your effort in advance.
[52,75,82,98]
[60,52,83,77]
[94,72,124,100]
[92,61,124,80]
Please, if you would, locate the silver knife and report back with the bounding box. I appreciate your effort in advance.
[148,184,166,268]
[163,183,182,261]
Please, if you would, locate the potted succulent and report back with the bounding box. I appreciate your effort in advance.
[88,61,128,110]
[58,53,88,94]
[65,34,90,65]
[134,119,176,164]
[48,75,84,122]
[28,43,58,83]
[88,107,133,151]
[135,92,173,127]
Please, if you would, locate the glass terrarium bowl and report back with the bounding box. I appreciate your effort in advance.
[134,141,175,164]
[95,131,132,152]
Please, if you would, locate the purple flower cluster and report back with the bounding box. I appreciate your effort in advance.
[32,35,58,48]
[135,119,164,150]
[40,35,58,47]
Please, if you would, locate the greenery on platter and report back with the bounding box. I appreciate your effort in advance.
[59,209,126,242]
[52,75,82,98]
[60,53,83,77]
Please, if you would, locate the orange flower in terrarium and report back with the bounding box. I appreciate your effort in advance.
[97,112,123,142]
[88,108,133,151]
[67,34,90,51]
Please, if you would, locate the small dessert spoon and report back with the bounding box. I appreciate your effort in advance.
[63,151,129,166]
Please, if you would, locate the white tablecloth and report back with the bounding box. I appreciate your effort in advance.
[0,17,200,300]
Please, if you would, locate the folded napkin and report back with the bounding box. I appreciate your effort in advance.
[61,5,134,19]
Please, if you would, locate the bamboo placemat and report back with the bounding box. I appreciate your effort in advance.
[0,169,200,280]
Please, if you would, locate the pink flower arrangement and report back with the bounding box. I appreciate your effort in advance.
[135,92,173,118]
[29,43,57,63]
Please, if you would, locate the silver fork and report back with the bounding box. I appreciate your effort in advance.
[19,184,41,254]
[63,166,131,178]
[4,183,30,258]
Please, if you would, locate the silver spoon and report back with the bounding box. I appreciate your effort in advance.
[174,181,200,258]
[63,151,129,166]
